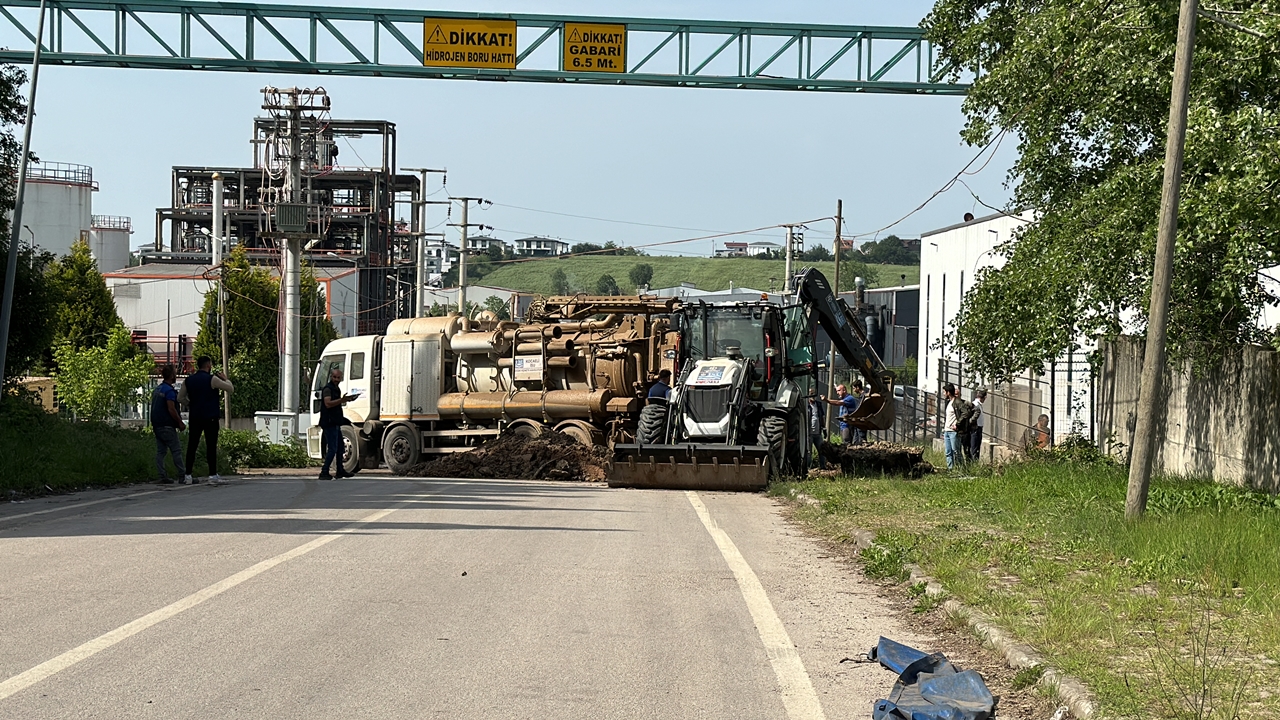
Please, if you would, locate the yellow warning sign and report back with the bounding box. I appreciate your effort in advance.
[422,18,517,69]
[562,22,626,73]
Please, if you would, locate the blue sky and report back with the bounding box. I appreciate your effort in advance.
[20,0,1017,255]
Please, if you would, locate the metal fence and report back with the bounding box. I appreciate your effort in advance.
[935,355,1096,456]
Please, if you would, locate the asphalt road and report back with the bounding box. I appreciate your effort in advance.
[0,476,932,719]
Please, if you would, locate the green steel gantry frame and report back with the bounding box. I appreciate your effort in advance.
[0,0,968,94]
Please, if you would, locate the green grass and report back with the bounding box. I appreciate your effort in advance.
[773,459,1280,719]
[0,396,311,497]
[1,394,156,496]
[478,256,918,295]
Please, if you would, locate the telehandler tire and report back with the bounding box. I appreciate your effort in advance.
[637,403,667,445]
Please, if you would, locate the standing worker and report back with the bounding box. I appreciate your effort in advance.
[808,395,828,470]
[850,379,868,445]
[822,384,859,445]
[318,367,357,481]
[648,369,672,400]
[180,355,234,485]
[966,388,987,463]
[942,383,975,471]
[151,365,186,484]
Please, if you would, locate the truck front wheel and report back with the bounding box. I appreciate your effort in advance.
[382,424,421,476]
[340,424,362,477]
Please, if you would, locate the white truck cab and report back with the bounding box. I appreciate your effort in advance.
[305,334,380,468]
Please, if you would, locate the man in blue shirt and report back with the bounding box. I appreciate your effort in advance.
[150,365,186,484]
[179,356,235,485]
[822,383,861,445]
[648,369,671,400]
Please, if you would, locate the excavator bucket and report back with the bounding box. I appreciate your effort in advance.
[847,393,896,432]
[608,443,771,491]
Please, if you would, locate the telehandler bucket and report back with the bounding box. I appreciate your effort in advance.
[607,443,771,491]
[847,393,896,431]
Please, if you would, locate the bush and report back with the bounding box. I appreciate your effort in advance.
[218,429,311,470]
[0,392,155,496]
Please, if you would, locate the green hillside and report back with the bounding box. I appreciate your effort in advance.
[477,256,919,296]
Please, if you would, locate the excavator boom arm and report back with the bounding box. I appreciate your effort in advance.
[793,267,896,431]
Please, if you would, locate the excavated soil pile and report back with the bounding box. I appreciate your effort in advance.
[410,433,611,483]
[818,440,933,478]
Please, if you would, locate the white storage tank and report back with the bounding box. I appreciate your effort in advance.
[89,215,132,272]
[19,161,95,258]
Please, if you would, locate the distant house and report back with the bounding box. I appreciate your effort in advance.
[746,241,781,257]
[714,241,749,258]
[512,236,569,257]
[423,237,458,279]
[469,236,511,257]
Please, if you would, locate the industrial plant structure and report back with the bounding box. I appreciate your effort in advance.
[145,94,426,337]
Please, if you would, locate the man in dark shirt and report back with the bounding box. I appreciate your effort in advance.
[180,356,235,485]
[151,365,186,484]
[648,369,672,400]
[319,367,356,480]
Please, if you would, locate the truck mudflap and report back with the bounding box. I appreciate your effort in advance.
[608,443,771,491]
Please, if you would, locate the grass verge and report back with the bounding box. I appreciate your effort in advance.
[772,456,1280,719]
[1,395,311,497]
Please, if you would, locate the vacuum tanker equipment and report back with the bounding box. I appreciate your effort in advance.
[607,267,895,491]
[304,295,679,476]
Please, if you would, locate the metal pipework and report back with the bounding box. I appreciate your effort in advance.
[497,355,577,369]
[503,325,563,342]
[515,338,576,355]
[450,331,509,355]
[558,314,622,333]
[438,389,610,420]
[387,314,466,340]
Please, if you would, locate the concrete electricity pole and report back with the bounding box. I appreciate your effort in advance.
[403,167,447,318]
[0,0,46,383]
[262,86,328,416]
[1126,0,1199,520]
[212,172,231,424]
[448,196,489,324]
[826,200,843,430]
[783,226,796,293]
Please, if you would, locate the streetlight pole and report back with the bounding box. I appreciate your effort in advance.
[1126,0,1199,520]
[402,167,447,318]
[0,0,48,383]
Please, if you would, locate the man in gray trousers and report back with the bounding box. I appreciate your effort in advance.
[151,365,186,484]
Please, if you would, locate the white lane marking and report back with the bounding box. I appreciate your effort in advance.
[0,503,404,702]
[0,490,169,524]
[686,491,827,720]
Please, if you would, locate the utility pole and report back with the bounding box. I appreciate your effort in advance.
[827,200,843,431]
[262,87,328,416]
[403,167,447,318]
[1126,0,1199,520]
[783,225,795,293]
[448,196,489,325]
[0,0,46,383]
[212,172,231,424]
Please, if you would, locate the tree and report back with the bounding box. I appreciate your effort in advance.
[550,268,571,295]
[595,274,621,296]
[0,241,56,384]
[482,295,511,321]
[193,247,336,416]
[47,239,119,351]
[570,242,604,255]
[53,324,153,422]
[835,259,879,293]
[628,263,654,289]
[800,245,833,263]
[923,1,1280,381]
[0,63,45,384]
[859,236,919,265]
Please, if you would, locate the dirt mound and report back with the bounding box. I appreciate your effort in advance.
[817,441,933,478]
[410,432,611,483]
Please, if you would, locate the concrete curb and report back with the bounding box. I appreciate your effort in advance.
[786,493,1095,718]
